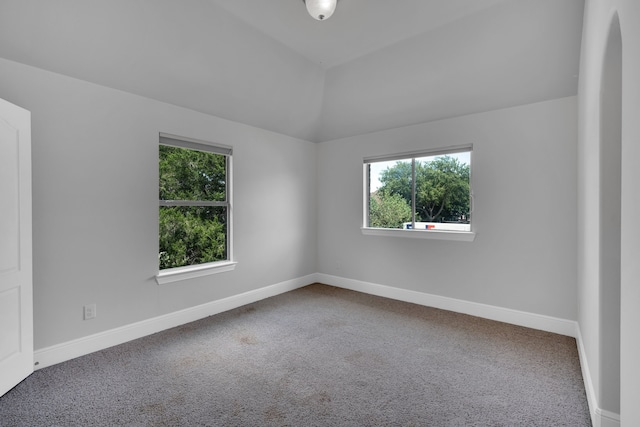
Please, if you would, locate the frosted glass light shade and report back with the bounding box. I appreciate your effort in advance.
[304,0,337,21]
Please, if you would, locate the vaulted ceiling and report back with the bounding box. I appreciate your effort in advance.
[0,0,584,142]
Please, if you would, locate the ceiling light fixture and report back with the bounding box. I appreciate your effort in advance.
[303,0,338,21]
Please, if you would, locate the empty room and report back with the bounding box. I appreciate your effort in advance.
[1,0,639,426]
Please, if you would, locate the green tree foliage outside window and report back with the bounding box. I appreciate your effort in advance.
[414,156,470,223]
[159,145,228,269]
[369,154,470,228]
[369,190,412,228]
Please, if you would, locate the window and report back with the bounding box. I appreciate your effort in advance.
[157,133,234,284]
[363,146,474,241]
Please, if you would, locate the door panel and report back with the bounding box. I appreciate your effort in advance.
[0,288,21,361]
[0,120,19,273]
[0,98,33,397]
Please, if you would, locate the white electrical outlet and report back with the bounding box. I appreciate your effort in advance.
[84,304,97,320]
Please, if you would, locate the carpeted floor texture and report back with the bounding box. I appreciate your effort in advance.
[0,284,591,426]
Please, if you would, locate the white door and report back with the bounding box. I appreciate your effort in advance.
[0,98,33,397]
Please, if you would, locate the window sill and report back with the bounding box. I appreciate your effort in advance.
[155,261,237,285]
[361,227,476,242]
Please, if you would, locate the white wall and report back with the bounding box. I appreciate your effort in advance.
[317,97,578,320]
[0,58,318,350]
[578,1,640,425]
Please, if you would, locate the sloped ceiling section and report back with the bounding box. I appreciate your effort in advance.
[317,0,584,142]
[0,0,326,141]
[210,0,510,69]
[0,0,583,143]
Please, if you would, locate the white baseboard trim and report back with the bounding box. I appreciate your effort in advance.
[34,274,316,370]
[598,409,621,427]
[316,273,578,337]
[575,326,621,427]
[576,325,600,427]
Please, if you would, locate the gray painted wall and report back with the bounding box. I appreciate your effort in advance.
[317,97,578,320]
[0,58,318,349]
[1,54,580,351]
[578,0,640,424]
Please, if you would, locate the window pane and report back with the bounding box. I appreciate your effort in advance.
[369,159,413,228]
[159,145,226,202]
[414,153,470,231]
[159,206,227,269]
[365,150,471,232]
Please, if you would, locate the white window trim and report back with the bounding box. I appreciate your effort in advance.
[361,227,476,242]
[362,145,474,242]
[155,260,237,285]
[156,133,235,284]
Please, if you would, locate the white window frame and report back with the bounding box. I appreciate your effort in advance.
[155,133,236,285]
[362,145,476,242]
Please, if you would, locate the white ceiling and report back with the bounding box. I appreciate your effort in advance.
[210,0,510,68]
[0,0,584,142]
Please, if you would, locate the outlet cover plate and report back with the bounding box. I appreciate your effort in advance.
[84,304,96,320]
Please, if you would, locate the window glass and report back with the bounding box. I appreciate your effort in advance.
[159,142,230,270]
[159,206,227,269]
[159,145,226,202]
[369,159,412,228]
[366,149,471,232]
